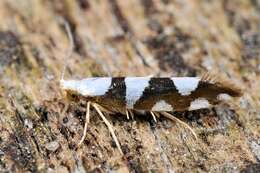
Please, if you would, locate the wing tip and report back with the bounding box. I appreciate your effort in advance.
[200,72,243,97]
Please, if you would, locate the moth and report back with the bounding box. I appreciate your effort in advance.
[60,23,242,154]
[60,74,242,154]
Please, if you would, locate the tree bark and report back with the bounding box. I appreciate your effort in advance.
[0,0,259,172]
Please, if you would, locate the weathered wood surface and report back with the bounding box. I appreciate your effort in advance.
[0,0,259,172]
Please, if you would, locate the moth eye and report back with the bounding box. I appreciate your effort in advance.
[71,94,77,98]
[67,92,78,101]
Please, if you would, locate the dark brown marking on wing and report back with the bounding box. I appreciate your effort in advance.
[188,81,234,104]
[133,78,180,110]
[109,0,132,34]
[97,77,126,112]
[133,78,240,111]
[79,77,242,112]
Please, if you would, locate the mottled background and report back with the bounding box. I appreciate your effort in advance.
[0,0,259,172]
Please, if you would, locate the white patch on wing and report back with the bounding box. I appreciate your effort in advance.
[60,78,112,96]
[152,100,173,111]
[217,93,232,101]
[125,77,150,109]
[171,77,200,95]
[188,98,210,111]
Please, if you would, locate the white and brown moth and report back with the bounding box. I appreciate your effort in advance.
[60,75,242,154]
[60,23,242,154]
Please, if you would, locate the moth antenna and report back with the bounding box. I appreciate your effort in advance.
[61,20,74,82]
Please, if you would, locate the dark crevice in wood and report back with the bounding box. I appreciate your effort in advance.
[145,31,196,75]
[77,0,90,10]
[109,0,151,67]
[109,0,132,34]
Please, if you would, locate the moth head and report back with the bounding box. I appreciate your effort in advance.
[65,90,81,102]
[60,79,94,102]
[60,79,81,102]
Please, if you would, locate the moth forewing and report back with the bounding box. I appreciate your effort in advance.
[60,76,242,154]
[61,76,242,112]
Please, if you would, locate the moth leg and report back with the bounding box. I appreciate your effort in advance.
[129,110,134,120]
[154,112,161,118]
[98,105,113,114]
[150,111,157,122]
[160,112,197,140]
[78,101,91,146]
[92,103,123,155]
[126,110,130,120]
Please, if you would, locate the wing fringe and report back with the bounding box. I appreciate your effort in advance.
[201,72,243,97]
